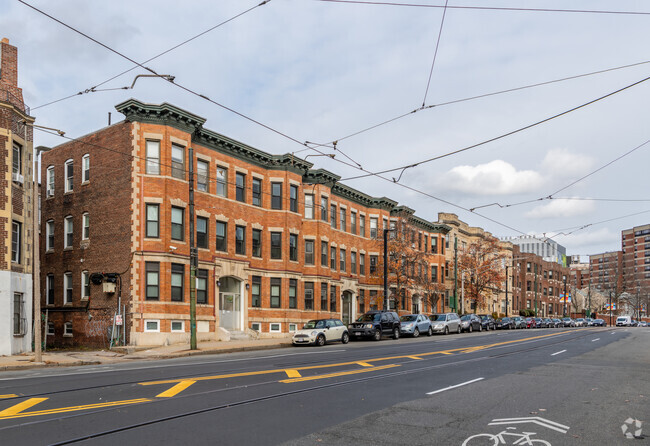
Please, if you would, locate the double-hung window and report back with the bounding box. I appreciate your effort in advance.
[146,140,160,174]
[351,252,357,274]
[65,159,73,192]
[252,178,262,206]
[340,249,346,272]
[359,215,365,237]
[64,272,73,304]
[12,142,21,178]
[11,221,21,263]
[330,285,337,312]
[46,220,54,251]
[290,185,298,212]
[82,213,90,240]
[46,274,55,305]
[330,204,337,228]
[304,282,314,310]
[171,144,185,180]
[197,160,209,192]
[321,197,328,221]
[305,240,314,265]
[81,271,90,300]
[271,232,282,259]
[252,229,262,258]
[235,225,246,255]
[350,212,357,235]
[171,264,184,301]
[236,173,246,202]
[271,183,282,209]
[330,246,336,270]
[64,216,73,248]
[216,166,227,197]
[216,221,227,252]
[171,207,184,241]
[370,217,378,238]
[145,203,160,238]
[339,208,346,232]
[197,269,208,304]
[197,216,208,248]
[47,166,55,197]
[304,194,314,219]
[270,278,281,308]
[145,262,160,300]
[321,283,328,310]
[82,154,90,182]
[251,276,261,307]
[359,253,365,275]
[321,241,328,267]
[289,234,298,261]
[289,279,297,308]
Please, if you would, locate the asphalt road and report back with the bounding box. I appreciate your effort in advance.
[0,327,646,446]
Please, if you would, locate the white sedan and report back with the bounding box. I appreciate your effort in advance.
[292,319,350,346]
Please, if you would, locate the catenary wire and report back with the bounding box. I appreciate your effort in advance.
[314,0,650,16]
[316,59,650,146]
[341,73,650,181]
[421,0,449,107]
[31,1,271,111]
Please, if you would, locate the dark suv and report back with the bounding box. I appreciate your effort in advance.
[348,310,401,341]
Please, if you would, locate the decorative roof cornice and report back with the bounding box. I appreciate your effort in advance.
[303,168,340,185]
[409,215,451,233]
[391,205,415,216]
[332,183,398,210]
[116,99,206,134]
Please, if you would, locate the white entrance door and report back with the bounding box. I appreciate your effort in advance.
[219,293,241,331]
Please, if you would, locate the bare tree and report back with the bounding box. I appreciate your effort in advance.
[458,236,506,313]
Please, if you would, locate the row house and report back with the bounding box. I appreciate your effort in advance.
[40,99,449,347]
[0,38,35,355]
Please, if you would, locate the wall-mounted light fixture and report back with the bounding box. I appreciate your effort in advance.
[245,283,250,290]
[217,280,221,287]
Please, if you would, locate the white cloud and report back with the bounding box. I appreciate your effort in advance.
[436,160,543,195]
[551,228,620,250]
[541,148,594,178]
[525,198,596,219]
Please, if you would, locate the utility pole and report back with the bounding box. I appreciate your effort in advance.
[534,264,538,317]
[453,235,458,313]
[609,290,613,326]
[189,147,197,350]
[587,281,591,318]
[383,228,389,311]
[460,270,465,314]
[563,275,567,317]
[504,265,509,317]
[33,146,51,362]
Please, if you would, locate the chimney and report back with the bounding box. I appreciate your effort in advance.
[0,38,19,88]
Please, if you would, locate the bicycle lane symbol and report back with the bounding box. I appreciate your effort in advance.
[462,417,569,445]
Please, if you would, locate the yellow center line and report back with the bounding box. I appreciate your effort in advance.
[0,394,18,399]
[284,369,302,378]
[156,380,196,398]
[280,364,399,383]
[0,398,48,417]
[407,356,423,360]
[138,331,569,386]
[0,399,151,421]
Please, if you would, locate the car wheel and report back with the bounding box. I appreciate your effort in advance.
[444,326,449,335]
[469,325,473,333]
[457,325,461,334]
[341,332,349,344]
[478,324,482,332]
[373,328,382,341]
[413,327,420,338]
[316,334,326,346]
[393,327,400,340]
[428,326,433,336]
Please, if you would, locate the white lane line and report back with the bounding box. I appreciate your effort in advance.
[592,338,600,342]
[551,349,566,356]
[427,377,484,395]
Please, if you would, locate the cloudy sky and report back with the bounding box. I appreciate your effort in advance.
[4,0,649,259]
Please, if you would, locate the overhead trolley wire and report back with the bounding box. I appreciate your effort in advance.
[421,0,449,107]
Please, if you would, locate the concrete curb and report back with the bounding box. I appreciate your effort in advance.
[0,360,102,372]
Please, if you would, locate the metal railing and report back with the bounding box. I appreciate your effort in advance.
[0,88,30,115]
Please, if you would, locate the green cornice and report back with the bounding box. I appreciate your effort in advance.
[410,215,451,233]
[391,205,415,216]
[332,184,398,210]
[116,99,206,134]
[303,168,340,185]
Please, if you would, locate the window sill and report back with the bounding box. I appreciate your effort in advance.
[170,240,186,245]
[63,247,73,251]
[144,237,161,241]
[64,191,74,195]
[13,333,25,338]
[46,249,54,254]
[63,334,73,338]
[81,181,89,186]
[81,297,89,301]
[269,258,283,262]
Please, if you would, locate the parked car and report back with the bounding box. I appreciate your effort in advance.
[429,313,461,335]
[525,317,536,328]
[543,318,554,328]
[562,317,575,327]
[496,317,515,330]
[533,317,545,328]
[631,320,639,327]
[400,314,433,337]
[478,314,496,331]
[575,318,585,327]
[639,321,648,327]
[512,316,527,329]
[585,318,594,326]
[348,310,401,341]
[592,319,607,327]
[551,318,562,328]
[292,319,349,346]
[616,316,631,327]
[460,314,482,333]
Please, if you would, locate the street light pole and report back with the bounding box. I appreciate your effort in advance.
[563,275,567,317]
[504,265,509,317]
[383,228,389,311]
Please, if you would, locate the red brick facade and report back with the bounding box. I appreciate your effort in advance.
[41,99,449,347]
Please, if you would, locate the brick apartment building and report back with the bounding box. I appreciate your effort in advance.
[0,38,35,355]
[40,99,450,347]
[589,251,623,294]
[514,252,570,317]
[621,224,650,293]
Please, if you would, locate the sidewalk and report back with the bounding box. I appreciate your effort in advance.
[0,337,293,371]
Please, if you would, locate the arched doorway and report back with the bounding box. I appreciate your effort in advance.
[219,277,242,331]
[341,291,354,325]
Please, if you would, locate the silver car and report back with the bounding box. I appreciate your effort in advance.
[429,313,461,335]
[400,314,433,337]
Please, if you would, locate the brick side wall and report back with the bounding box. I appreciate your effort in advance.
[40,122,133,348]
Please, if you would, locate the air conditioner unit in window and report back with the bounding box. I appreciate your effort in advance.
[47,189,54,197]
[12,172,24,184]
